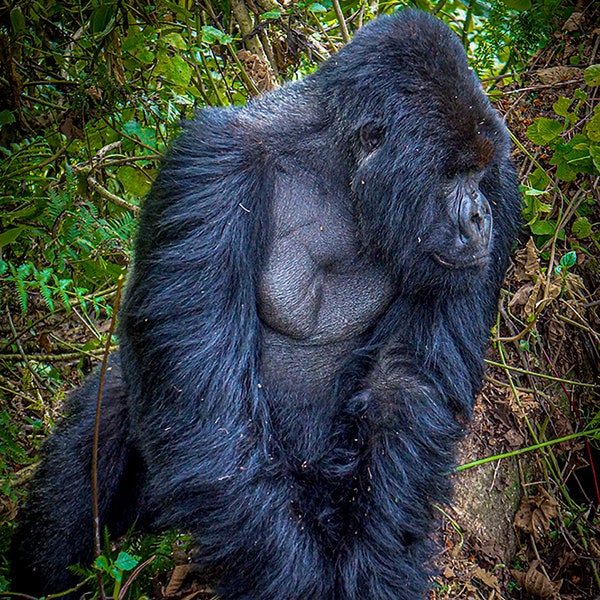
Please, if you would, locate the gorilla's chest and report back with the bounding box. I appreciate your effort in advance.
[257,170,396,390]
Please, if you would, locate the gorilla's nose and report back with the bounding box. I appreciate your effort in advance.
[458,190,492,249]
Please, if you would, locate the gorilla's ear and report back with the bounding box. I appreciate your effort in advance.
[359,121,385,152]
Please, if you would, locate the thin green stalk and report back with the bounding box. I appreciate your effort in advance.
[485,359,596,388]
[456,428,600,471]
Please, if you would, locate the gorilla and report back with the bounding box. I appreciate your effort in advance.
[11,9,521,600]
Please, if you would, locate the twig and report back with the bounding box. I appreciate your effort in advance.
[91,274,124,598]
[332,0,350,43]
[87,176,140,213]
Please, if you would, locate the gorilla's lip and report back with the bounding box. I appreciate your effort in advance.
[432,252,490,270]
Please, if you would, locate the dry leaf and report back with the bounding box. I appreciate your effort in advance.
[514,238,539,282]
[166,564,194,596]
[472,565,500,591]
[513,491,558,538]
[237,50,275,92]
[513,560,562,598]
[524,276,543,318]
[443,565,455,578]
[504,428,525,448]
[509,282,535,308]
[537,66,582,84]
[563,11,583,32]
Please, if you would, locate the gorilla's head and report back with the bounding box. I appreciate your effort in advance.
[317,9,511,295]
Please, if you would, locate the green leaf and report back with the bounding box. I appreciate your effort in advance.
[529,220,556,236]
[110,565,124,582]
[589,143,600,173]
[94,555,110,571]
[584,64,600,87]
[10,7,25,35]
[572,217,592,239]
[133,48,155,64]
[585,107,600,143]
[527,118,562,145]
[553,96,576,121]
[308,3,328,12]
[90,2,116,36]
[123,120,141,137]
[503,0,532,9]
[117,166,152,198]
[163,54,192,87]
[560,250,577,268]
[261,9,282,18]
[0,227,23,247]
[550,135,593,180]
[0,109,16,126]
[528,167,551,191]
[115,551,139,571]
[201,26,233,45]
[554,160,577,182]
[163,32,187,51]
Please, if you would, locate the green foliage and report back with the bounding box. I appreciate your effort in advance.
[464,0,570,76]
[69,529,193,598]
[1,168,134,316]
[94,550,140,599]
[526,86,599,183]
[522,71,600,250]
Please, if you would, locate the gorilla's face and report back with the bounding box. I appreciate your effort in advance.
[350,107,502,294]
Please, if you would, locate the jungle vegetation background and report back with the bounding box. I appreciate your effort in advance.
[0,0,599,598]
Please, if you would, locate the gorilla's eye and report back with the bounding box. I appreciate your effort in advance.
[359,122,385,152]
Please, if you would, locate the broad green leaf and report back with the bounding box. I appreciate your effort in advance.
[201,26,233,44]
[526,118,562,145]
[262,10,282,18]
[117,166,152,198]
[10,7,25,34]
[309,3,328,12]
[122,29,144,52]
[0,110,16,125]
[584,64,600,87]
[528,167,551,191]
[163,32,187,51]
[133,48,155,64]
[553,96,576,121]
[572,217,592,239]
[90,3,116,35]
[0,227,23,247]
[161,54,192,88]
[589,143,600,173]
[585,108,600,142]
[529,220,556,236]
[503,0,532,9]
[94,555,110,571]
[115,551,139,571]
[559,250,577,268]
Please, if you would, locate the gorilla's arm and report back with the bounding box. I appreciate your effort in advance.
[117,110,340,598]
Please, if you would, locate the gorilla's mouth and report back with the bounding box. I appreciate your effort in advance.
[431,251,490,270]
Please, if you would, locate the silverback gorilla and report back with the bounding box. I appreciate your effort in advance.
[11,9,521,599]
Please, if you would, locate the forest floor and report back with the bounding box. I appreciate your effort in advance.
[1,6,599,600]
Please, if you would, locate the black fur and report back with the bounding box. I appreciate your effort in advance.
[11,9,521,599]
